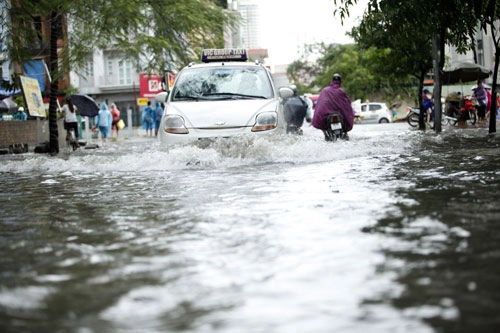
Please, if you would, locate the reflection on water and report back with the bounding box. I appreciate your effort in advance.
[363,128,500,332]
[1,123,499,332]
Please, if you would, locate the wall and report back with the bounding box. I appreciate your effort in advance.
[0,118,66,151]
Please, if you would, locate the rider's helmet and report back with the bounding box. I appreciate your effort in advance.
[289,84,297,94]
[18,107,24,112]
[332,73,342,82]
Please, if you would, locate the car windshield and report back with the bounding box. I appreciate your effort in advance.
[171,66,274,101]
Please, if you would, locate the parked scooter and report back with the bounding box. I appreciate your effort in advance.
[444,95,477,126]
[406,106,421,127]
[406,106,448,127]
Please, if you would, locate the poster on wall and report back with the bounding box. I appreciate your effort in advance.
[139,73,162,98]
[20,76,45,117]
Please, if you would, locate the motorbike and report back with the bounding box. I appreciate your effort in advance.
[444,95,477,126]
[406,106,448,127]
[406,106,420,127]
[286,123,303,135]
[66,128,79,151]
[325,112,347,141]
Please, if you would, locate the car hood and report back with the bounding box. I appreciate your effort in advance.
[167,99,279,128]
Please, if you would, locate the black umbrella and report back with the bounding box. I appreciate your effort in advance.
[70,94,99,117]
[0,98,18,113]
[441,61,491,84]
[390,102,402,109]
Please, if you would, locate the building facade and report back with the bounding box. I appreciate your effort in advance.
[446,21,500,85]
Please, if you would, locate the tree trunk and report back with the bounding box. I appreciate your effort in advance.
[48,11,59,155]
[489,24,498,134]
[418,69,426,130]
[433,33,442,133]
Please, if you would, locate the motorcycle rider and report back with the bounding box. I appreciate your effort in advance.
[283,84,308,134]
[312,73,354,140]
[423,89,435,124]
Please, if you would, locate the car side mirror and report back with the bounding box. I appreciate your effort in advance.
[279,87,294,99]
[155,91,169,103]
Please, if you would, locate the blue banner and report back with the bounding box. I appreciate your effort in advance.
[23,60,45,92]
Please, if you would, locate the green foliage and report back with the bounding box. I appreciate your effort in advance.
[301,42,416,102]
[6,0,236,77]
[4,0,235,153]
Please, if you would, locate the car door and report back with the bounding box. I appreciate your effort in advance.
[368,104,382,122]
[360,103,377,123]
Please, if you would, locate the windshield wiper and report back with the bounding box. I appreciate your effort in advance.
[174,95,209,101]
[204,92,267,100]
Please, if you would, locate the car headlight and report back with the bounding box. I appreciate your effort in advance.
[164,115,189,134]
[252,111,277,132]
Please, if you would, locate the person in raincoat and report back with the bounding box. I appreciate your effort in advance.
[93,102,112,143]
[110,103,121,138]
[312,73,355,140]
[283,85,308,134]
[473,80,488,121]
[142,101,155,136]
[153,101,163,137]
[15,107,27,121]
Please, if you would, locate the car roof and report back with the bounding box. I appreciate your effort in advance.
[361,102,386,105]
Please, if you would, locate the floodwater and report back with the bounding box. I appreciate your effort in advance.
[1,122,499,333]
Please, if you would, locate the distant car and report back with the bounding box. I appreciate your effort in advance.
[356,102,392,124]
[155,48,293,147]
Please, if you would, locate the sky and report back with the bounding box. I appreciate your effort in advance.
[256,0,369,66]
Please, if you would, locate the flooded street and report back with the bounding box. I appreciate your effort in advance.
[1,122,499,333]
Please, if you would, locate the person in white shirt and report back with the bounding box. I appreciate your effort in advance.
[63,98,80,146]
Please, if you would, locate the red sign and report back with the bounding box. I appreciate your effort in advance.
[139,73,162,98]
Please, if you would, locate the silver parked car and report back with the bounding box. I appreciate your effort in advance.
[355,102,392,124]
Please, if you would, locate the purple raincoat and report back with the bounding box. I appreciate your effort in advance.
[473,85,488,106]
[312,80,355,132]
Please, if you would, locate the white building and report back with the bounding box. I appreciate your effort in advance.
[446,21,500,85]
[235,0,262,49]
[70,50,142,126]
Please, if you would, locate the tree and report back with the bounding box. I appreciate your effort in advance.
[474,0,500,133]
[6,0,235,155]
[334,0,481,131]
[305,42,415,103]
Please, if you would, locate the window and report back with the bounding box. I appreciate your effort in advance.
[107,58,113,77]
[84,56,94,78]
[118,59,132,85]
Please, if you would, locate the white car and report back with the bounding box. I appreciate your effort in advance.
[355,102,392,124]
[155,49,293,147]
